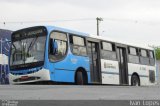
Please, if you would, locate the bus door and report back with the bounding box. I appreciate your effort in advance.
[87,41,101,83]
[116,46,128,85]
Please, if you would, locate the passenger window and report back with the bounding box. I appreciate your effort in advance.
[140,49,149,65]
[102,42,112,51]
[102,42,115,51]
[140,49,147,57]
[149,51,155,66]
[128,47,139,64]
[69,35,87,56]
[129,47,137,55]
[72,36,85,46]
[49,32,67,61]
[101,41,116,60]
[149,51,154,58]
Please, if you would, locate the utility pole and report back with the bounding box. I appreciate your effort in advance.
[96,17,103,36]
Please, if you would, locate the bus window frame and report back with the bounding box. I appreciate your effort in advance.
[149,50,155,59]
[127,46,140,64]
[10,26,48,70]
[100,41,117,61]
[127,47,155,66]
[128,46,139,56]
[139,49,150,65]
[140,49,148,57]
[149,50,155,66]
[69,34,88,57]
[48,31,68,63]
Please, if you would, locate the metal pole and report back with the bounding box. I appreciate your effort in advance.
[96,17,103,36]
[96,17,99,36]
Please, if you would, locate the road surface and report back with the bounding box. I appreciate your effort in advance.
[0,85,159,100]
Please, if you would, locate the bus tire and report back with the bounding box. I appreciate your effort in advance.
[76,71,85,85]
[131,75,140,86]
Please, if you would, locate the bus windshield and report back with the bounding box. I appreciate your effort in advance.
[10,27,47,70]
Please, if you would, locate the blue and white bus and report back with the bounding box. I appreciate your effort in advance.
[9,26,157,86]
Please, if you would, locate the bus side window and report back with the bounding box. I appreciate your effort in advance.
[140,49,149,65]
[49,32,67,61]
[69,35,87,56]
[149,50,155,66]
[101,41,117,60]
[128,47,139,64]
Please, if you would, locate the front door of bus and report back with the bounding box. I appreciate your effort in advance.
[117,47,128,85]
[88,41,101,83]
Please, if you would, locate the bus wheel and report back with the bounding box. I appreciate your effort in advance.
[76,71,84,85]
[131,75,140,86]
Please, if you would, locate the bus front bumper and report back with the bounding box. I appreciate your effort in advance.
[9,69,50,84]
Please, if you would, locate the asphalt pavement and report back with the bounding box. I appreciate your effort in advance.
[0,85,159,100]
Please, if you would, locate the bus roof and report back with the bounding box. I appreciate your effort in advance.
[89,34,154,50]
[45,25,153,50]
[15,25,154,50]
[45,26,89,37]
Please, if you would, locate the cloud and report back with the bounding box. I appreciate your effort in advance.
[0,0,160,46]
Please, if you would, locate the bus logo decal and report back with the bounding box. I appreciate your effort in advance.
[71,58,77,64]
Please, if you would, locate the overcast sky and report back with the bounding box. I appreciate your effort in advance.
[0,0,160,46]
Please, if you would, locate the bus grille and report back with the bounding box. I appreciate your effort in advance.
[13,76,40,82]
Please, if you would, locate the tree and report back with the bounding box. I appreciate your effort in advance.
[155,47,160,60]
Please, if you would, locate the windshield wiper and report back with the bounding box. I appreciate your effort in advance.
[26,37,38,57]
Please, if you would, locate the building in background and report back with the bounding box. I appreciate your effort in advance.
[0,29,12,84]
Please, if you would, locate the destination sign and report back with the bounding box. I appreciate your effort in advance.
[12,26,47,41]
[27,29,43,36]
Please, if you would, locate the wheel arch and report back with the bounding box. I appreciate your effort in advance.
[74,67,88,84]
[131,72,140,85]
